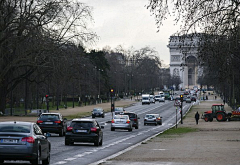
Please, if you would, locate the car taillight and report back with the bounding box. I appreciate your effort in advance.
[54,120,61,123]
[133,119,137,121]
[126,120,130,123]
[91,127,97,132]
[37,120,43,124]
[111,119,115,123]
[22,137,35,143]
[67,127,73,132]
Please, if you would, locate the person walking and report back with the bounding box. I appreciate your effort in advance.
[195,111,200,125]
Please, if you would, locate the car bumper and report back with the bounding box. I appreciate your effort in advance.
[111,123,131,129]
[65,133,99,143]
[144,120,157,125]
[38,125,63,134]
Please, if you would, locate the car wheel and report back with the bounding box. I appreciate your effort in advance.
[135,126,138,129]
[128,128,132,132]
[94,137,99,146]
[144,123,146,125]
[111,128,115,131]
[65,139,69,145]
[31,148,40,165]
[102,115,104,118]
[155,123,157,126]
[92,116,95,118]
[59,129,63,137]
[99,136,103,146]
[42,149,50,165]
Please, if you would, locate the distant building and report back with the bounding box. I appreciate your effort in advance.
[168,33,203,89]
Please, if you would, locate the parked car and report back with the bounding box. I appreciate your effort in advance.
[114,107,125,115]
[92,107,105,118]
[37,113,67,137]
[0,121,51,165]
[122,112,140,129]
[111,115,132,131]
[144,114,162,126]
[65,118,104,146]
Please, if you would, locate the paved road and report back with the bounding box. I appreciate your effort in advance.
[2,98,195,165]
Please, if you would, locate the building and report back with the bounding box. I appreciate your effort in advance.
[168,33,203,89]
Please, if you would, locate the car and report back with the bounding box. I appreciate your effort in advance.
[149,95,155,104]
[186,97,192,103]
[0,121,51,165]
[122,112,140,129]
[111,115,132,131]
[92,107,105,118]
[144,114,162,126]
[37,113,67,137]
[114,107,125,115]
[65,118,104,146]
[159,97,165,102]
[154,95,161,101]
[191,96,197,102]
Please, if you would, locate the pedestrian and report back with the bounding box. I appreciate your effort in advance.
[195,111,200,125]
[223,99,225,105]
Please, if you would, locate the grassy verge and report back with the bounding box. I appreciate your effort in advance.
[157,127,198,138]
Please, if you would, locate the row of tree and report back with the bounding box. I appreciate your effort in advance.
[147,0,240,108]
[0,0,181,114]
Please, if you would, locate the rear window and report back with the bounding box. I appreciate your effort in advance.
[115,107,124,112]
[124,113,136,118]
[146,115,155,118]
[0,124,31,133]
[40,114,59,120]
[114,115,128,120]
[70,121,93,128]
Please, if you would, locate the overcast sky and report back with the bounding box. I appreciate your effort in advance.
[81,0,179,66]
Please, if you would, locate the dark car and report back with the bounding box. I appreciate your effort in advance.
[0,121,51,165]
[92,107,105,118]
[122,112,140,129]
[191,96,197,102]
[114,107,125,115]
[65,118,104,146]
[37,113,67,137]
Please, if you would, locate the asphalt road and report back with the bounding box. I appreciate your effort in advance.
[2,99,194,165]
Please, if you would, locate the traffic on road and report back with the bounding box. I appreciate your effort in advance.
[0,91,198,165]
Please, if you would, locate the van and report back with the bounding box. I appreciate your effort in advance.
[142,94,150,105]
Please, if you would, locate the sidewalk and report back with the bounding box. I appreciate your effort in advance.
[0,99,136,122]
[102,94,240,165]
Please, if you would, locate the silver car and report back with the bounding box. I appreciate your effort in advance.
[111,115,132,131]
[0,121,51,165]
[144,114,162,126]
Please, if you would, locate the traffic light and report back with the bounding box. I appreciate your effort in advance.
[110,89,114,97]
[45,95,49,99]
[180,94,183,102]
[111,103,115,112]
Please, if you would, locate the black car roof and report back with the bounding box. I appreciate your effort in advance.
[41,113,61,115]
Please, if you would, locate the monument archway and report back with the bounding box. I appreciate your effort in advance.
[186,56,197,87]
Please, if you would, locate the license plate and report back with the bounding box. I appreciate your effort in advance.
[1,139,18,143]
[76,130,87,133]
[44,122,53,124]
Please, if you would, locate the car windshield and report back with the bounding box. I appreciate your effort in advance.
[93,109,102,112]
[71,121,93,128]
[40,114,59,120]
[0,124,31,133]
[155,96,160,98]
[142,97,149,100]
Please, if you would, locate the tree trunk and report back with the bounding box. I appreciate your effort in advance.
[0,85,7,114]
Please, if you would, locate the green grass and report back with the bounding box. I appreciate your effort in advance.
[157,127,198,138]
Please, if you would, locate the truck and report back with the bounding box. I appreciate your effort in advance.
[142,94,150,105]
[202,104,240,122]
